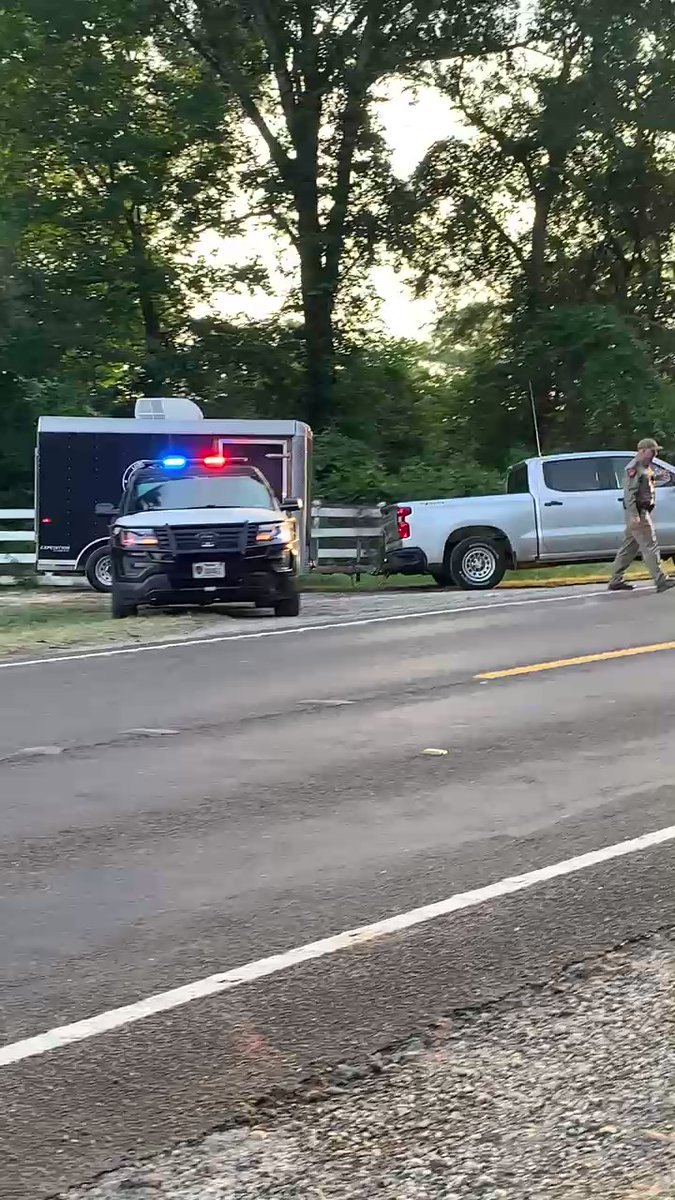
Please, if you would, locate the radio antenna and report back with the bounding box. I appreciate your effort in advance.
[528,380,543,457]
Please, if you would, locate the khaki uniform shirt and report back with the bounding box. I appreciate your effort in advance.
[623,458,656,521]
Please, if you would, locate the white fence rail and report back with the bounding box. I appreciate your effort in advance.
[0,504,385,582]
[0,510,35,567]
[310,504,382,573]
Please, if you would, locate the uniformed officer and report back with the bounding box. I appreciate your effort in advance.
[608,437,675,592]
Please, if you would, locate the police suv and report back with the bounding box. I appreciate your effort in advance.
[110,455,302,619]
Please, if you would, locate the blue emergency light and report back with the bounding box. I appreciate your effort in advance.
[162,455,187,469]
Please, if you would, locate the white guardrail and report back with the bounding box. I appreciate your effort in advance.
[0,504,384,583]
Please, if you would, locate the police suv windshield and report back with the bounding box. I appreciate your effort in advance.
[126,472,278,514]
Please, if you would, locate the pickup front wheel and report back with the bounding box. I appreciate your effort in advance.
[449,537,506,590]
[431,571,455,588]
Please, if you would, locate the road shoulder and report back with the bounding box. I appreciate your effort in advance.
[64,930,675,1200]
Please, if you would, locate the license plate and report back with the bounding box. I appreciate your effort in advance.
[192,562,225,579]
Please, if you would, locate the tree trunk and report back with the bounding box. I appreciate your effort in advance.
[294,166,336,430]
[526,188,552,310]
[301,271,335,431]
[125,206,167,394]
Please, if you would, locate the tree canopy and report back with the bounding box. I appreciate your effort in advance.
[0,0,673,503]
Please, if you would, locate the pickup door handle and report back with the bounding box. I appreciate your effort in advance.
[544,500,563,507]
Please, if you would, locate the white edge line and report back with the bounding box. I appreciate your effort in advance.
[1,821,672,1069]
[0,589,607,671]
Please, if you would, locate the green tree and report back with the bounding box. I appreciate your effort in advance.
[433,303,675,463]
[158,0,518,427]
[0,2,241,394]
[0,2,244,494]
[398,0,675,456]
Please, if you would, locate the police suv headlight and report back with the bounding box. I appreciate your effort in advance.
[113,526,159,548]
[255,523,292,544]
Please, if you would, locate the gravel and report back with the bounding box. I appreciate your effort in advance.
[64,933,675,1200]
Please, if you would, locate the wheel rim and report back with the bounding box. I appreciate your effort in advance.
[95,554,112,587]
[461,545,497,584]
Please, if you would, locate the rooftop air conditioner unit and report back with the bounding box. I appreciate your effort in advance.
[134,396,204,421]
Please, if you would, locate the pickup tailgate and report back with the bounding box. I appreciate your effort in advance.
[382,504,403,548]
[380,502,427,574]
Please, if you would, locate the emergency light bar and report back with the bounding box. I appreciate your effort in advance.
[157,454,231,469]
[125,455,250,484]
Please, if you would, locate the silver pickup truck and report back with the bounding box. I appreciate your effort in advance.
[382,451,675,590]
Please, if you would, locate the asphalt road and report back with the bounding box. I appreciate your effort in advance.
[1,584,674,1198]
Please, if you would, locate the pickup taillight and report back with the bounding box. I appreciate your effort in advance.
[397,506,412,540]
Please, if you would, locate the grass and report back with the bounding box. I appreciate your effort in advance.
[0,560,657,656]
[303,562,654,591]
[0,596,243,654]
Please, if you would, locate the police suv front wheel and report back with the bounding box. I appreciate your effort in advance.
[111,591,138,620]
[274,592,301,618]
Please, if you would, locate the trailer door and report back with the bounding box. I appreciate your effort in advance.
[216,439,287,499]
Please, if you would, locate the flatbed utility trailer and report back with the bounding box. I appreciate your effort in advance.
[35,403,312,590]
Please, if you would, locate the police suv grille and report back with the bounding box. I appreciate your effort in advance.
[158,524,261,554]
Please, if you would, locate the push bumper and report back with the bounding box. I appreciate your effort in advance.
[111,549,297,607]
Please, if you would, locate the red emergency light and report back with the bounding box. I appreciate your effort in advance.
[203,454,227,468]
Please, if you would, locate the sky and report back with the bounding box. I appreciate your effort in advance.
[193,81,460,340]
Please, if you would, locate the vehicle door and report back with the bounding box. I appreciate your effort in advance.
[537,456,624,559]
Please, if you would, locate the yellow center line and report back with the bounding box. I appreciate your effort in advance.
[477,641,675,680]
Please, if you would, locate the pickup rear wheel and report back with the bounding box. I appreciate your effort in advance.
[449,537,506,590]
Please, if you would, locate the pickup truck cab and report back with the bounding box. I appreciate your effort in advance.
[110,458,302,618]
[382,451,675,590]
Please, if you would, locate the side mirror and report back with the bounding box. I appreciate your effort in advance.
[282,497,303,512]
[96,502,118,516]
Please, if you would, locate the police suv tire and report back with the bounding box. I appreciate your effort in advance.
[111,592,137,620]
[85,545,113,593]
[274,592,301,618]
[448,537,506,590]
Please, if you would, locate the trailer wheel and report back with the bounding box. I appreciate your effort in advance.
[85,546,113,592]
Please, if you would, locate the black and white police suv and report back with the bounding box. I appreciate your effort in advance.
[110,454,302,619]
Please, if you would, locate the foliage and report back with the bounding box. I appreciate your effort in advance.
[397,0,675,461]
[433,303,675,467]
[1,0,674,509]
[313,429,502,503]
[0,0,242,395]
[314,339,504,501]
[154,0,520,425]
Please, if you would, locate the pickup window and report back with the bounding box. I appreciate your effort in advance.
[506,463,529,494]
[543,458,616,492]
